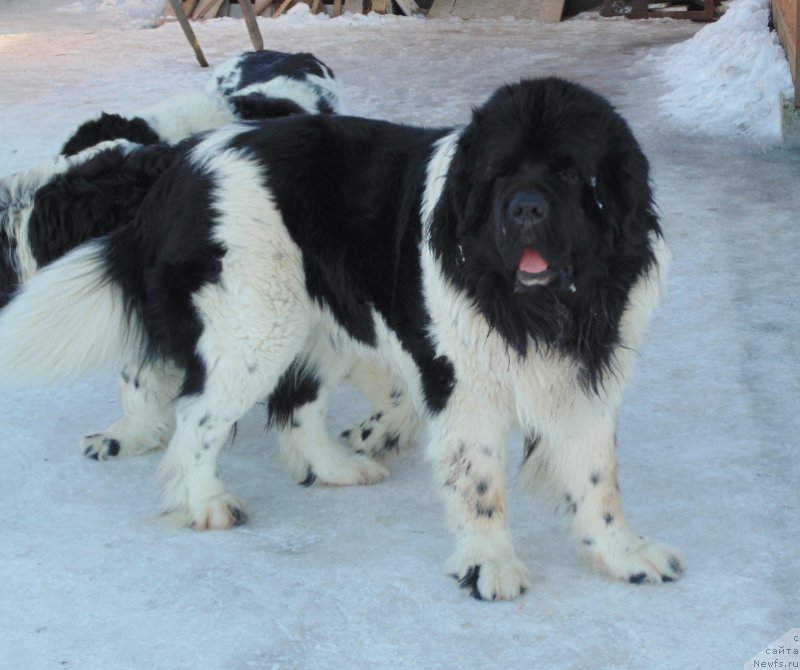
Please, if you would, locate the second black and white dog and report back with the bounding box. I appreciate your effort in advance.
[0,78,682,599]
[0,50,413,464]
[60,50,349,156]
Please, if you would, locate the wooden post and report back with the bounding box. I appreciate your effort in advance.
[166,0,209,67]
[254,0,275,13]
[239,0,264,49]
[272,0,295,17]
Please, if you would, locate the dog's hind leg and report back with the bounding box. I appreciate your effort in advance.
[158,339,307,530]
[518,406,684,585]
[271,337,389,486]
[80,359,182,460]
[340,359,421,460]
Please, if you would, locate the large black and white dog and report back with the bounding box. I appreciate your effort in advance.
[1,50,401,464]
[60,50,348,156]
[0,78,682,599]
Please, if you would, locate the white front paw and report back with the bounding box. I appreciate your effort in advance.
[586,534,684,584]
[446,550,531,600]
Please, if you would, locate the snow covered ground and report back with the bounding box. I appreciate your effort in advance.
[0,2,798,669]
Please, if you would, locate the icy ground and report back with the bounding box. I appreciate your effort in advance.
[1,2,798,669]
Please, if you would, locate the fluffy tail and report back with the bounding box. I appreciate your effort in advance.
[0,239,137,390]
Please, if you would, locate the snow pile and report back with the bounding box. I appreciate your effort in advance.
[653,0,793,144]
[58,0,163,28]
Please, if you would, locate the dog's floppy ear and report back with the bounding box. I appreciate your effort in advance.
[593,132,658,241]
[61,113,161,156]
[228,93,307,120]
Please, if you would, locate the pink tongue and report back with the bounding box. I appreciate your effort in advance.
[519,247,549,274]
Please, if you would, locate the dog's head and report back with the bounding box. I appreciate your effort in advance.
[431,78,662,373]
[438,77,659,299]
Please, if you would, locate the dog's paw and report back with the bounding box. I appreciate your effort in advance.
[309,449,389,487]
[447,552,531,601]
[80,432,158,460]
[281,436,389,487]
[165,493,247,531]
[586,535,684,584]
[341,408,420,461]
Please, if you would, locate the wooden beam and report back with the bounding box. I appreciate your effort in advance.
[194,0,224,17]
[333,0,343,15]
[272,0,295,17]
[254,0,275,14]
[239,0,264,49]
[166,0,209,66]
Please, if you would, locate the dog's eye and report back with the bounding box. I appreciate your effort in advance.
[558,166,580,183]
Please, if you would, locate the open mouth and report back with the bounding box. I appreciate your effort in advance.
[515,246,575,292]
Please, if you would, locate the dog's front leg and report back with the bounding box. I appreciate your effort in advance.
[521,404,684,584]
[429,387,530,600]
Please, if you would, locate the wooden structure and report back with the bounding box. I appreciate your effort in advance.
[773,0,799,107]
[162,0,420,19]
[600,0,720,21]
[428,0,566,22]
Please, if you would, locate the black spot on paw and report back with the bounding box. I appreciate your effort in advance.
[361,427,373,441]
[228,505,247,526]
[669,557,683,574]
[456,565,483,600]
[661,574,675,583]
[629,572,648,584]
[88,452,99,461]
[590,471,601,485]
[582,538,594,546]
[299,467,316,487]
[476,479,489,495]
[371,412,383,421]
[106,439,120,457]
[340,429,351,440]
[604,513,614,525]
[475,504,495,518]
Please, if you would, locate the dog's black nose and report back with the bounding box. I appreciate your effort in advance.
[508,191,549,228]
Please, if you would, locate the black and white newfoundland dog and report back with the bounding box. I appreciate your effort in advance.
[0,77,683,599]
[60,50,348,156]
[0,49,384,461]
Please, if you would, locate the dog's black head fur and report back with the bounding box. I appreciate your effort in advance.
[61,113,161,156]
[216,50,336,97]
[430,77,661,389]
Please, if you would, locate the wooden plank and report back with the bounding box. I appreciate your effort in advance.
[310,0,323,12]
[536,0,566,23]
[272,0,295,17]
[772,0,798,106]
[333,0,343,15]
[427,0,555,20]
[427,0,455,18]
[194,0,225,17]
[254,0,275,14]
[166,0,209,66]
[343,0,364,13]
[239,0,264,50]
